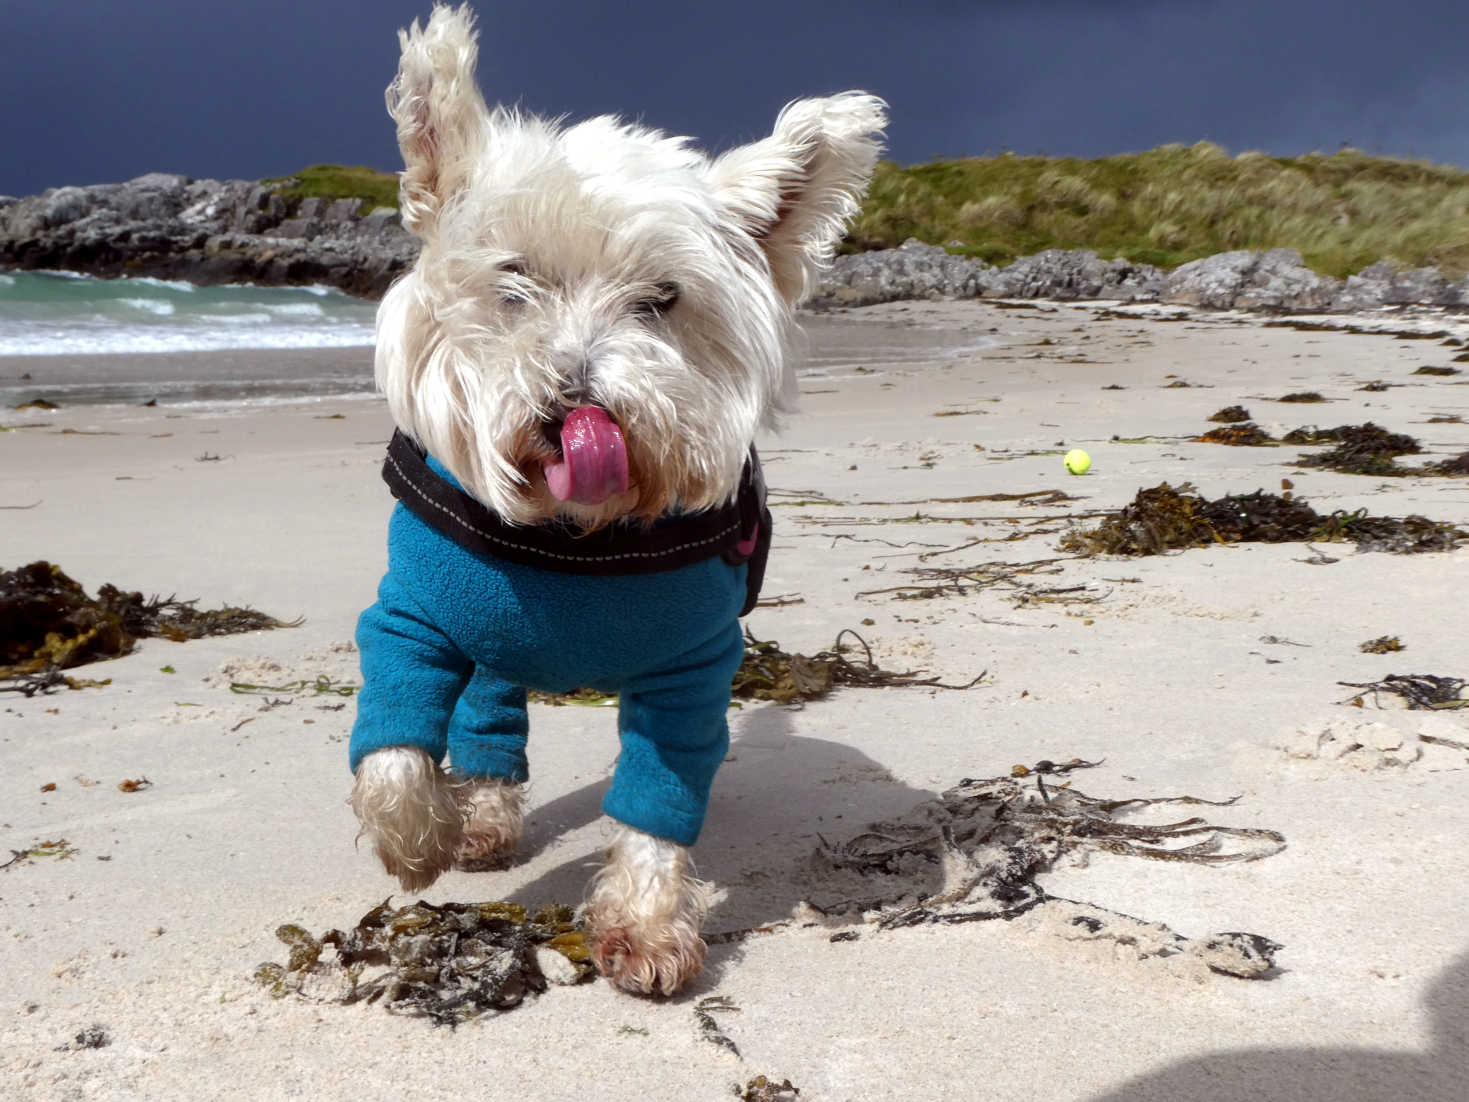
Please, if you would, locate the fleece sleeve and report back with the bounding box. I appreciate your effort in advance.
[348,569,473,773]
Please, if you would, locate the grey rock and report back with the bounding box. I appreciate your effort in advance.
[1332,262,1394,312]
[1385,266,1459,306]
[1233,249,1341,312]
[990,249,1165,302]
[42,186,92,229]
[273,217,323,240]
[808,238,993,307]
[1162,250,1258,308]
[0,173,418,297]
[1162,248,1342,312]
[326,197,363,221]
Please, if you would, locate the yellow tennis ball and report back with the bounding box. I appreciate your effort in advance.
[1064,448,1091,475]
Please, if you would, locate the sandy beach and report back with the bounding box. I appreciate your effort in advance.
[3,299,1467,1101]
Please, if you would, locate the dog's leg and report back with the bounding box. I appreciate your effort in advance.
[445,665,530,868]
[584,824,713,996]
[456,777,526,868]
[350,577,480,891]
[350,746,469,892]
[589,623,744,994]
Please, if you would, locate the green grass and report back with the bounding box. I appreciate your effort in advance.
[262,164,400,214]
[848,143,1469,277]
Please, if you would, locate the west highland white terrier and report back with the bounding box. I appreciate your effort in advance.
[349,2,885,996]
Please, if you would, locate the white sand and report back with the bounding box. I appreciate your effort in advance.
[3,300,1467,1101]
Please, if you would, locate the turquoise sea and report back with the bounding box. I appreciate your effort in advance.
[0,269,379,407]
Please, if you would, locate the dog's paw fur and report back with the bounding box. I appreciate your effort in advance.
[584,826,713,996]
[350,746,469,891]
[455,777,526,869]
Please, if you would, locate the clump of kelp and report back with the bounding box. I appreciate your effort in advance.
[255,899,593,1026]
[1198,423,1275,446]
[1193,418,1469,477]
[1207,405,1251,424]
[1059,482,1466,556]
[1285,423,1422,476]
[0,561,298,694]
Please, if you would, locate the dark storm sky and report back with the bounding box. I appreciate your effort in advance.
[5,0,1467,196]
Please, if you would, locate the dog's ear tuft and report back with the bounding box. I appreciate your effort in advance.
[387,3,491,236]
[709,93,887,305]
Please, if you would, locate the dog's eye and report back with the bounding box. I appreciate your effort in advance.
[633,282,680,318]
[498,262,530,308]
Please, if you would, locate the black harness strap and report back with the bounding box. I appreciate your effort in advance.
[382,430,772,615]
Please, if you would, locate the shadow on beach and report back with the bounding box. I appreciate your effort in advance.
[495,699,940,935]
[1087,948,1469,1102]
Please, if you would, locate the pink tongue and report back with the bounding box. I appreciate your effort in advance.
[543,406,629,505]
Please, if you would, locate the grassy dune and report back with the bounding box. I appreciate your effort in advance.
[272,146,1469,277]
[849,142,1469,277]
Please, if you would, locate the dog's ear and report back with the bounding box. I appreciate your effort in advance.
[387,3,491,236]
[709,93,887,304]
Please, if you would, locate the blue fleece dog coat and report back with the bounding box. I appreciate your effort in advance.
[349,434,768,847]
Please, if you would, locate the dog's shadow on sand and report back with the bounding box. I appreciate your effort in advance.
[497,701,940,986]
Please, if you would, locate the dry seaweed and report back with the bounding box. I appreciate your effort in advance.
[229,676,358,699]
[1359,636,1404,654]
[694,995,741,1057]
[741,1076,801,1102]
[1196,423,1276,446]
[0,666,113,697]
[1059,482,1466,556]
[733,629,986,702]
[855,556,1071,604]
[55,1026,111,1052]
[1287,422,1421,475]
[1413,365,1460,376]
[1275,391,1327,403]
[2,838,78,870]
[1207,406,1251,423]
[1337,674,1467,710]
[528,686,618,707]
[1426,451,1469,475]
[254,898,593,1026]
[0,561,299,689]
[810,761,1284,978]
[525,630,985,708]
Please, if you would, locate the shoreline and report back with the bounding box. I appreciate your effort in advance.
[3,299,1467,1101]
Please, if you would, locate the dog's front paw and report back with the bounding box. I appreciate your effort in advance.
[455,777,526,870]
[583,826,712,996]
[589,921,708,997]
[350,746,468,891]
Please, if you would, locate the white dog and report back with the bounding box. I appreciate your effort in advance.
[349,2,884,996]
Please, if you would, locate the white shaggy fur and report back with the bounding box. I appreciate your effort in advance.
[350,746,468,892]
[456,776,526,867]
[352,1,884,995]
[583,827,714,996]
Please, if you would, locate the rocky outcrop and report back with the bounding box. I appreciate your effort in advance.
[810,240,1468,313]
[987,248,1165,302]
[3,175,1467,313]
[0,173,418,298]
